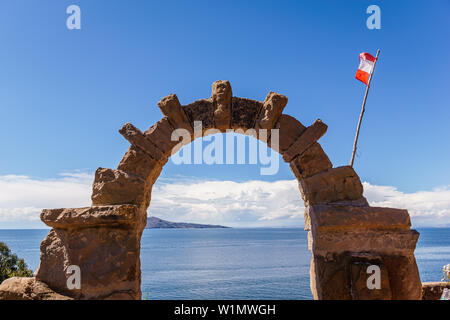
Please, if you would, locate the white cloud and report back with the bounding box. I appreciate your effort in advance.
[0,172,449,228]
[150,179,305,227]
[0,173,93,228]
[363,182,450,227]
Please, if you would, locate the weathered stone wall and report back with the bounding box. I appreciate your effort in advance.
[422,282,450,300]
[306,205,421,299]
[0,277,72,300]
[35,205,145,300]
[0,80,423,300]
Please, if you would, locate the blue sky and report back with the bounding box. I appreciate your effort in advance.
[0,1,449,228]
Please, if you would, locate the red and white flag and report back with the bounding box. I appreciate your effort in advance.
[355,52,377,85]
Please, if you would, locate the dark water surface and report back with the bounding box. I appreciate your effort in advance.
[0,228,449,299]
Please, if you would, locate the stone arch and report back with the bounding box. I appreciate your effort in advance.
[32,81,422,300]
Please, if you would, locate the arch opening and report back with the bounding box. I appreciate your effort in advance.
[139,139,312,299]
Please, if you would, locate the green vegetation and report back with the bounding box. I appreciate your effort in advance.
[0,241,33,283]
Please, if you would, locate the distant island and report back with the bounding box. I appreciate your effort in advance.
[146,216,230,229]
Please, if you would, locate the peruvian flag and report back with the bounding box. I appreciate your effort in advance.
[355,52,377,85]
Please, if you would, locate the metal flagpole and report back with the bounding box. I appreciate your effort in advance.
[350,49,380,167]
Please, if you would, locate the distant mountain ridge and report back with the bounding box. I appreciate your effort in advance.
[146,216,229,229]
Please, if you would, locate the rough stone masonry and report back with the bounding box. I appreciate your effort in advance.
[0,81,422,300]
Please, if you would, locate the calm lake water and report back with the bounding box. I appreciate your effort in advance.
[0,228,449,299]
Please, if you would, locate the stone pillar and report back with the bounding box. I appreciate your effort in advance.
[35,205,145,300]
[305,204,422,300]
